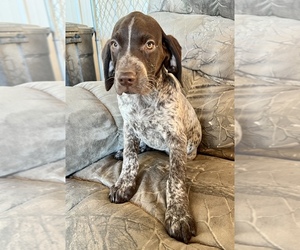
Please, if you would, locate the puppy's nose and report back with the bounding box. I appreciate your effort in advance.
[118,72,136,86]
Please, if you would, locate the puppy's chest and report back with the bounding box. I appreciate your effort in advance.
[119,98,172,150]
[123,103,166,130]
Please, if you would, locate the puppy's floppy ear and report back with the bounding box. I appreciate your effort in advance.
[101,40,115,91]
[163,34,182,83]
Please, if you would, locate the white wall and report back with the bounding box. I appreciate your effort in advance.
[0,0,48,26]
[66,0,93,26]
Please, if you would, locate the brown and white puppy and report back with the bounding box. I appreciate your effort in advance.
[102,11,201,243]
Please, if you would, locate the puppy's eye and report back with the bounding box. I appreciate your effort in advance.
[145,40,155,50]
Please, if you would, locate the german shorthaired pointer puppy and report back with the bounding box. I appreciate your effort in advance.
[102,11,202,243]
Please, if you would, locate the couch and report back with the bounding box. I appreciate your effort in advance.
[0,1,235,249]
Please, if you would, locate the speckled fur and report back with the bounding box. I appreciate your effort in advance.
[102,11,202,243]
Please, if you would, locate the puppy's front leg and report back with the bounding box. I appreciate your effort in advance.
[109,123,139,203]
[165,133,196,243]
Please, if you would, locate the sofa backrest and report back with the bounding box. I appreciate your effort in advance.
[236,0,300,20]
[148,0,234,20]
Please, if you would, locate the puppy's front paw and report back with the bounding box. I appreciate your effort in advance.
[109,181,136,203]
[165,208,196,244]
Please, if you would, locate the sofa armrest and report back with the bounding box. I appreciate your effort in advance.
[66,81,123,176]
[0,82,65,177]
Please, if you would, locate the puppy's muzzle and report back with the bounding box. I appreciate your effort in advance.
[118,71,137,87]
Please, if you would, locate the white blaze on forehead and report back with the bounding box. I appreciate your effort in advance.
[127,17,135,54]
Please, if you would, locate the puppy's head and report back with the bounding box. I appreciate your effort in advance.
[102,11,182,95]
